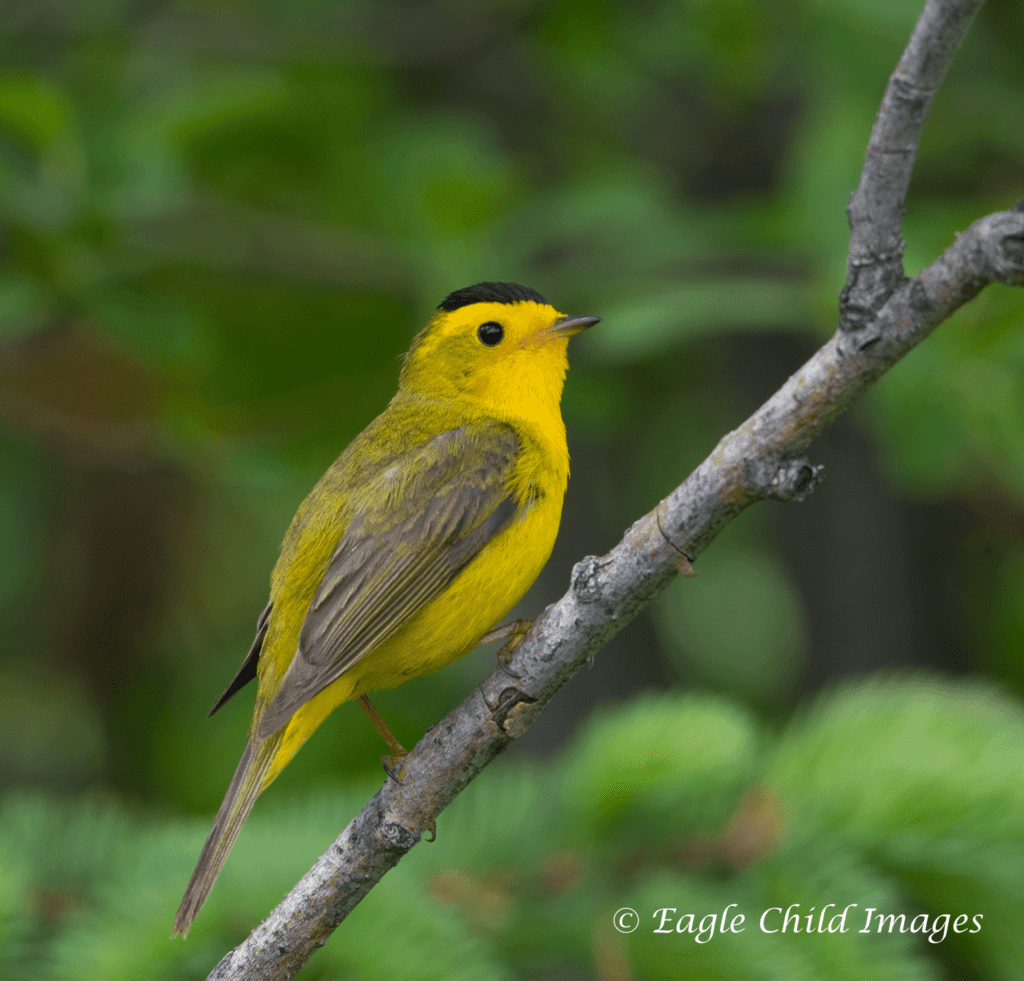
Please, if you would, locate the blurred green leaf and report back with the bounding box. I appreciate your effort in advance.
[0,272,48,342]
[86,286,213,371]
[584,279,811,363]
[561,692,759,847]
[770,677,1024,849]
[654,544,808,703]
[0,75,70,151]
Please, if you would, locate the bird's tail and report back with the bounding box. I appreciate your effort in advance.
[172,731,283,938]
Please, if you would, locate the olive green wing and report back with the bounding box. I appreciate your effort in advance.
[256,422,520,738]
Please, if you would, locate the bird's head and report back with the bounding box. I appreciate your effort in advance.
[400,282,599,425]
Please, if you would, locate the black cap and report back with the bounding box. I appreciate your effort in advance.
[438,282,548,312]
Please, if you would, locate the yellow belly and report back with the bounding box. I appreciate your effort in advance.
[262,489,562,787]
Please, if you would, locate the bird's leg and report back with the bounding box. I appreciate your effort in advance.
[358,694,408,777]
[479,617,534,676]
[357,694,436,840]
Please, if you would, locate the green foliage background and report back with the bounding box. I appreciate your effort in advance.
[0,0,1022,978]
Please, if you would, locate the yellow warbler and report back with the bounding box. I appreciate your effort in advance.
[173,281,598,937]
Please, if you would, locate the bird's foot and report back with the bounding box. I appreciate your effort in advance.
[479,617,533,648]
[381,750,409,784]
[480,617,534,678]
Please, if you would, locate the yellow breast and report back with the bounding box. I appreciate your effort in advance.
[261,422,567,787]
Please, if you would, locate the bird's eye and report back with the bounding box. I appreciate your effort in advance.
[477,321,504,346]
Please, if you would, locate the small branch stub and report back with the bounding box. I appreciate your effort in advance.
[743,456,824,503]
[673,552,697,577]
[771,459,824,502]
[978,211,1024,285]
[571,555,611,609]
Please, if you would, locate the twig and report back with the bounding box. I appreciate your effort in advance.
[840,0,985,331]
[206,1,1022,977]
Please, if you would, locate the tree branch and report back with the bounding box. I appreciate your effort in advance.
[206,1,1022,977]
[839,0,984,331]
[208,210,1024,981]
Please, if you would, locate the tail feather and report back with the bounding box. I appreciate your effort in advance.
[172,732,282,938]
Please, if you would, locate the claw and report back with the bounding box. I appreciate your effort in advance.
[481,617,534,677]
[496,658,521,680]
[381,752,408,783]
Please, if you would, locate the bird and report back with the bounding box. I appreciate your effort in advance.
[172,281,599,937]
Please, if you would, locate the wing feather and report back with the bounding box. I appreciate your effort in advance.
[209,602,272,716]
[257,423,520,738]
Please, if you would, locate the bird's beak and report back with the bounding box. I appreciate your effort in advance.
[550,314,601,338]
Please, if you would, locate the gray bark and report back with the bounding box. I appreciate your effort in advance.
[840,0,985,331]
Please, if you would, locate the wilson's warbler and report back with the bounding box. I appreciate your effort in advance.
[173,282,599,937]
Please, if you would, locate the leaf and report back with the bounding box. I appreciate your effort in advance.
[0,75,70,151]
[0,274,49,343]
[769,675,1024,978]
[653,544,808,704]
[582,279,810,363]
[560,692,760,846]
